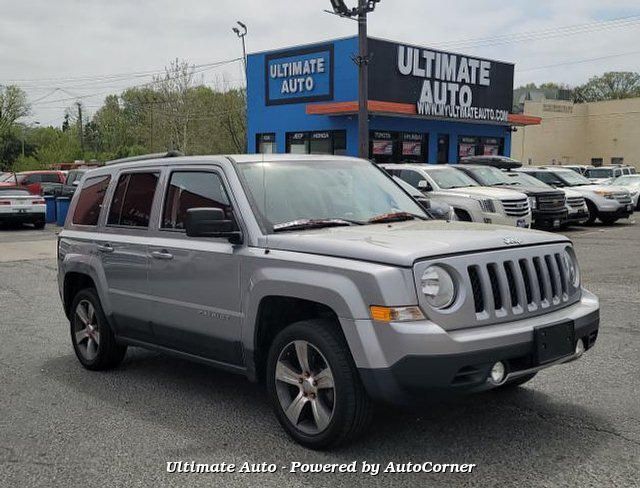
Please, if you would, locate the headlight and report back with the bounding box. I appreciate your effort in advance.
[479,199,496,213]
[528,196,537,210]
[421,265,456,309]
[562,248,580,288]
[593,190,615,199]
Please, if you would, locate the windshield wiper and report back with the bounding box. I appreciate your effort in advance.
[272,218,361,232]
[367,211,424,224]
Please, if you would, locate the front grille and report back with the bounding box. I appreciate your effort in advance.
[467,251,570,318]
[501,198,530,217]
[614,192,632,204]
[537,193,566,211]
[566,196,585,208]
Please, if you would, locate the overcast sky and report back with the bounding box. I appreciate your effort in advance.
[2,0,640,126]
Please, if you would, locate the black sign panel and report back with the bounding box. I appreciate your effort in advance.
[368,38,514,124]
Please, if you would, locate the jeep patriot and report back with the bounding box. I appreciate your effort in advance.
[58,154,600,449]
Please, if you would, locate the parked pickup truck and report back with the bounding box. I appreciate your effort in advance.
[58,154,599,449]
[382,163,532,228]
[0,170,66,196]
[456,163,567,230]
[516,167,633,225]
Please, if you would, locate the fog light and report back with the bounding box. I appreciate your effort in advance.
[575,338,585,356]
[489,361,506,384]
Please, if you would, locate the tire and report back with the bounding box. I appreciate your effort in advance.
[33,221,46,229]
[496,372,537,389]
[454,209,473,222]
[599,217,618,225]
[584,201,598,225]
[266,319,373,450]
[69,288,127,370]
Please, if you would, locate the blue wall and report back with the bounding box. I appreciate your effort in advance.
[247,37,512,163]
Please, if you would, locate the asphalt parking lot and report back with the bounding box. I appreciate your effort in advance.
[1,222,639,487]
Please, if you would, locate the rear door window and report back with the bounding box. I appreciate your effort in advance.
[161,171,232,230]
[107,172,159,228]
[41,173,61,183]
[72,175,111,226]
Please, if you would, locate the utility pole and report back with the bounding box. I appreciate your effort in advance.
[328,1,380,159]
[76,101,84,157]
[232,21,248,81]
[356,0,369,160]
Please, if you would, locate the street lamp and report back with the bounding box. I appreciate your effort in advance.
[232,21,248,77]
[328,1,381,159]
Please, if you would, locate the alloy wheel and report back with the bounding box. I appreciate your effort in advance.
[73,299,101,360]
[274,340,336,435]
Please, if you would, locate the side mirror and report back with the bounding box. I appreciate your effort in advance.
[185,208,242,243]
[418,180,432,191]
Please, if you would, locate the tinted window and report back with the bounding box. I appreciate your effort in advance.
[162,172,232,230]
[400,170,425,188]
[107,172,159,228]
[72,176,111,226]
[41,173,61,183]
[22,174,41,184]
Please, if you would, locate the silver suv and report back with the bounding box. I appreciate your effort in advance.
[57,154,600,449]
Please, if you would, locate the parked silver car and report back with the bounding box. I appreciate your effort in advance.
[57,154,600,449]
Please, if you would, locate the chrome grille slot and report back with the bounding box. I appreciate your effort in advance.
[501,198,530,217]
[614,192,632,204]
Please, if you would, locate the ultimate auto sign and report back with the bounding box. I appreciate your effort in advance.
[368,38,515,123]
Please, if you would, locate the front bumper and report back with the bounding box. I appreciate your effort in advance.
[567,209,589,224]
[355,290,599,405]
[598,206,633,219]
[532,209,568,229]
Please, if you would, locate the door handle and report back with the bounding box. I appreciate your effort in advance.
[97,243,114,253]
[151,250,174,260]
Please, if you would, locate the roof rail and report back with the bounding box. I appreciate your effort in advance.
[104,150,184,166]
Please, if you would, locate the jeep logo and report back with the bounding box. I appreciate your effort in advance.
[503,236,522,246]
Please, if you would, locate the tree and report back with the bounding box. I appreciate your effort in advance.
[573,72,640,103]
[0,85,31,135]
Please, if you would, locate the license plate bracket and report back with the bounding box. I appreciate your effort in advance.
[534,322,575,365]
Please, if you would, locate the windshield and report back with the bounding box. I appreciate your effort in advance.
[237,159,428,232]
[465,166,512,186]
[556,171,593,186]
[585,168,614,178]
[422,167,479,189]
[611,176,640,187]
[506,172,552,189]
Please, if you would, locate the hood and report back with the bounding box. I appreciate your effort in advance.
[494,185,563,197]
[265,220,568,267]
[444,186,526,199]
[571,184,629,193]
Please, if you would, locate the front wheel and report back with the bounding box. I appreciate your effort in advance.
[585,201,598,225]
[599,217,619,225]
[266,320,373,449]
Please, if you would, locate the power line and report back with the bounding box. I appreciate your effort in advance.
[433,14,640,50]
[517,50,640,73]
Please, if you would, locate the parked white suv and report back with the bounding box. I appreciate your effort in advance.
[383,164,531,228]
[517,167,634,225]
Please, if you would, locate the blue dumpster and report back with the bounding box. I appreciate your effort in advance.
[55,197,70,227]
[44,195,57,223]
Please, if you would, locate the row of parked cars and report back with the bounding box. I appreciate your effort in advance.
[0,169,88,228]
[385,156,637,229]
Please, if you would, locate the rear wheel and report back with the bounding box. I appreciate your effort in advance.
[599,217,618,225]
[33,221,46,229]
[266,319,373,449]
[70,288,127,370]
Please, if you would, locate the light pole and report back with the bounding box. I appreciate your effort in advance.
[328,0,380,159]
[232,21,248,78]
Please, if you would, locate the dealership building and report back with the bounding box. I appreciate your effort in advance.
[247,36,539,164]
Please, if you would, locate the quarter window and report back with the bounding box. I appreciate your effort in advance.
[72,175,111,226]
[161,171,232,230]
[107,172,159,228]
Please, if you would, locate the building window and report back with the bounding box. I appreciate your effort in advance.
[591,158,603,167]
[285,130,346,155]
[256,133,276,154]
[457,136,504,161]
[611,157,624,165]
[437,134,449,164]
